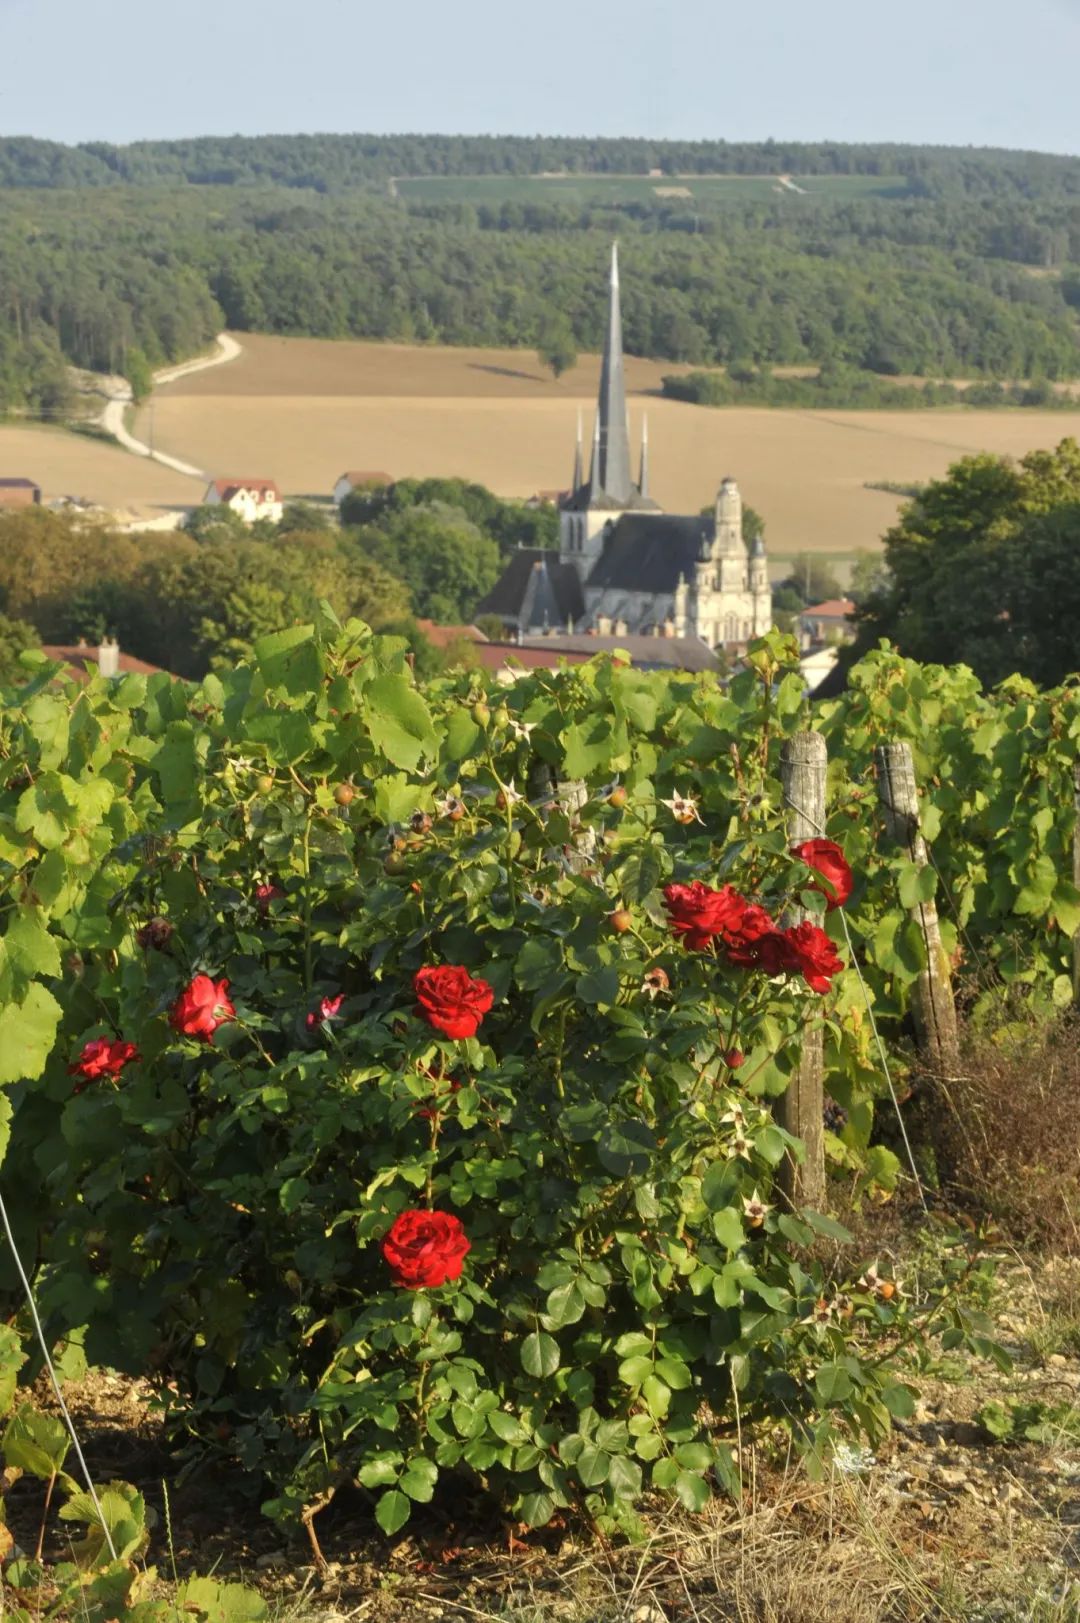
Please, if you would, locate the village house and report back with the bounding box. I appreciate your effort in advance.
[333,470,393,507]
[203,478,283,524]
[0,478,42,510]
[797,597,856,649]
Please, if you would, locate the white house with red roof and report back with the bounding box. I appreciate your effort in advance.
[203,478,283,524]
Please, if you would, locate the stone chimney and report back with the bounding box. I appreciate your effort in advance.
[596,613,612,636]
[613,617,628,637]
[663,617,676,639]
[97,638,120,678]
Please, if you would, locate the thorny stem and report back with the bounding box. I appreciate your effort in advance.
[302,815,314,995]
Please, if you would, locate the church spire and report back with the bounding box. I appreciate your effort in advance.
[572,408,583,492]
[592,241,633,503]
[639,413,649,499]
[589,409,600,486]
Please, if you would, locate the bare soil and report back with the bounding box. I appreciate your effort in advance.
[10,1238,1078,1623]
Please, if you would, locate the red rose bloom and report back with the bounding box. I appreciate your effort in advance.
[722,901,778,964]
[792,839,853,912]
[255,882,284,918]
[780,920,845,994]
[306,993,344,1031]
[68,1037,140,1086]
[170,975,236,1040]
[414,965,494,1040]
[662,882,745,951]
[382,1209,471,1289]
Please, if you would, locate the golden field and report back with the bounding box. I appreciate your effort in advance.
[6,334,1080,555]
[0,424,199,516]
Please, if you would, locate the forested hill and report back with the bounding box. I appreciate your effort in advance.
[2,133,1080,417]
[2,132,1079,193]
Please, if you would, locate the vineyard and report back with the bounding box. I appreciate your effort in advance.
[0,621,1077,1611]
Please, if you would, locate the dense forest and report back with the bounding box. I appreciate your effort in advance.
[2,133,1080,413]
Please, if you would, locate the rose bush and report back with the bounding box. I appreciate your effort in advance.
[0,619,1037,1538]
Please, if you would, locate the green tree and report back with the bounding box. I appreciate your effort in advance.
[475,612,507,641]
[125,347,154,404]
[278,501,333,536]
[349,508,502,622]
[780,554,843,607]
[0,614,40,682]
[848,549,889,605]
[537,315,578,381]
[848,437,1080,685]
[181,503,250,544]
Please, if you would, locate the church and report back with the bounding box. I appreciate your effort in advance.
[476,245,773,648]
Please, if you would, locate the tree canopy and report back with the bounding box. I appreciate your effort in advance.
[3,134,1080,412]
[847,437,1080,687]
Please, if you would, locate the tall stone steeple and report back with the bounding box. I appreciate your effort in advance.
[589,242,633,504]
[639,413,649,499]
[571,408,583,492]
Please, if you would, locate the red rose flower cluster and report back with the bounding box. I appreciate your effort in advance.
[662,881,845,995]
[382,1209,471,1288]
[791,838,853,912]
[170,975,236,1041]
[414,965,494,1040]
[68,1036,140,1090]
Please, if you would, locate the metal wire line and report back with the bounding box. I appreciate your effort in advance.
[0,1186,119,1561]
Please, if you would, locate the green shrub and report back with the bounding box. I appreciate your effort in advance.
[0,624,1040,1539]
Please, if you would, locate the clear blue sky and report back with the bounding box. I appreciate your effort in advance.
[3,0,1079,154]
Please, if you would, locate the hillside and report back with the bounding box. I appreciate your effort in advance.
[2,134,1080,417]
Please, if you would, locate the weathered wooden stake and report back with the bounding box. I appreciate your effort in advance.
[779,731,827,1209]
[875,741,960,1074]
[1073,763,1080,1004]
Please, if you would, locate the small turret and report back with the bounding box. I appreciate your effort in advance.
[714,477,744,550]
[572,408,583,493]
[673,571,688,638]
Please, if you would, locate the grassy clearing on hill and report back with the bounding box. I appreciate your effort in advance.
[393,173,917,206]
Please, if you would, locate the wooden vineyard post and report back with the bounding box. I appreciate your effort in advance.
[1073,763,1080,1004]
[779,731,827,1209]
[875,741,960,1074]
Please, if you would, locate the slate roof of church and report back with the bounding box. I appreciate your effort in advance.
[585,514,712,594]
[473,549,586,627]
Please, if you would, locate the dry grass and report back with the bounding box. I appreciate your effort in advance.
[933,1019,1080,1256]
[142,334,1080,556]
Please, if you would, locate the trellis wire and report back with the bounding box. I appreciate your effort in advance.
[0,1185,119,1561]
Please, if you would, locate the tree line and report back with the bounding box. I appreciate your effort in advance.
[2,133,1079,191]
[2,136,1080,413]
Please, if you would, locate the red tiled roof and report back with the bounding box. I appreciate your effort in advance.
[800,599,855,618]
[415,619,487,650]
[209,478,280,500]
[469,642,595,672]
[41,645,170,680]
